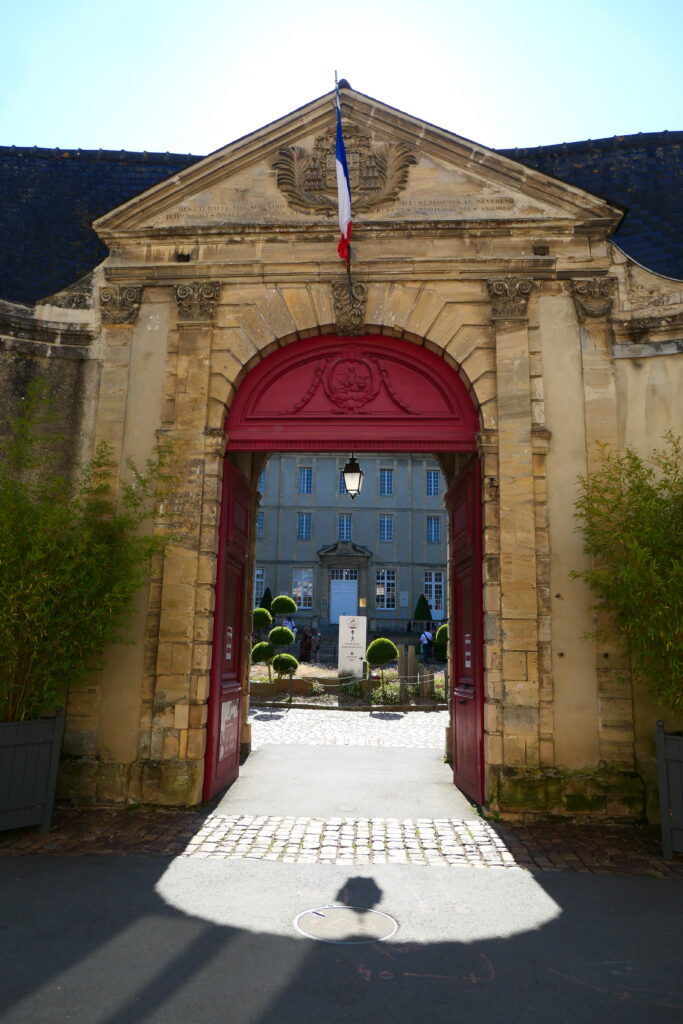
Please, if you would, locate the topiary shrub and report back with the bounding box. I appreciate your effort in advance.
[435,623,448,644]
[271,594,297,616]
[251,641,275,682]
[366,637,399,700]
[272,652,299,680]
[413,593,432,622]
[253,607,272,635]
[269,626,294,648]
[259,587,273,613]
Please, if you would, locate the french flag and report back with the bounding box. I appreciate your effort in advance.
[335,87,352,267]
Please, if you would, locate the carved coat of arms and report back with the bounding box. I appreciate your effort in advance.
[285,347,414,415]
[273,126,416,214]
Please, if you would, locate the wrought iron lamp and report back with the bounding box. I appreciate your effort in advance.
[342,455,364,500]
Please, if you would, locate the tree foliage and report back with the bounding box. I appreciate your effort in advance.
[0,381,174,722]
[272,653,299,679]
[413,593,432,621]
[259,587,273,613]
[271,594,297,616]
[252,607,272,633]
[571,435,683,712]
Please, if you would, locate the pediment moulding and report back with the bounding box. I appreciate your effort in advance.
[571,277,617,321]
[93,90,623,238]
[487,277,535,320]
[99,285,142,326]
[173,281,221,324]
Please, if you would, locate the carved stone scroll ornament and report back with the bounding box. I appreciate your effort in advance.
[273,126,416,214]
[284,346,414,416]
[572,277,617,321]
[487,277,535,320]
[99,286,142,326]
[332,279,367,336]
[174,281,221,323]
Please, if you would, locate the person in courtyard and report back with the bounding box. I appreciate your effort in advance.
[419,627,433,666]
[311,627,321,664]
[283,615,297,640]
[298,627,313,663]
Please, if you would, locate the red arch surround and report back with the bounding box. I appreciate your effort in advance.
[226,335,479,451]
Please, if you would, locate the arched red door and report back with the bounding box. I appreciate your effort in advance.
[205,335,485,803]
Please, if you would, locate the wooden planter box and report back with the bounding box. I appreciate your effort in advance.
[656,721,683,859]
[0,709,64,834]
[275,678,311,695]
[250,681,278,698]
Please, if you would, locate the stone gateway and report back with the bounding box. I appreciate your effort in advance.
[2,87,682,819]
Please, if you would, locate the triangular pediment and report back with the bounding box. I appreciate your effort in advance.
[94,89,622,238]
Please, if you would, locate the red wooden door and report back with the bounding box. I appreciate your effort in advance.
[204,458,252,801]
[446,462,485,805]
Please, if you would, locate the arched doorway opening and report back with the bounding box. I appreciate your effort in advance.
[205,334,484,805]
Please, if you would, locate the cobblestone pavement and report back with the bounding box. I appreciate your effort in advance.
[1,708,682,877]
[249,707,448,748]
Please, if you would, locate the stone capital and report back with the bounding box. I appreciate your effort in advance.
[487,277,535,320]
[571,277,617,321]
[174,281,221,324]
[99,285,142,326]
[332,279,367,336]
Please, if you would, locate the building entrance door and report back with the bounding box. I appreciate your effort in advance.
[445,463,484,805]
[329,569,359,623]
[215,333,483,803]
[204,458,252,801]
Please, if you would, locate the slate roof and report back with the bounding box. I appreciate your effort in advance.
[499,131,683,281]
[1,130,682,306]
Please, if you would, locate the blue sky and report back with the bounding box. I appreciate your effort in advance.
[1,0,681,154]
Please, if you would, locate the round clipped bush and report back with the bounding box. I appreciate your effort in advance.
[271,594,297,616]
[269,626,294,647]
[272,652,299,679]
[251,641,275,665]
[253,607,272,632]
[366,637,399,668]
[436,623,448,643]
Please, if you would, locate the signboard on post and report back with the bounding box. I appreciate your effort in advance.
[338,615,367,677]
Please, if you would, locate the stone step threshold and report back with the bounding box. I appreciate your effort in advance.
[182,814,517,868]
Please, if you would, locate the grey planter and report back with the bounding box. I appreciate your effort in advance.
[0,708,64,834]
[656,720,683,859]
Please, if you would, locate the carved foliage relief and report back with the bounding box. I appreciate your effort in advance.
[174,281,221,323]
[273,126,416,214]
[100,286,142,326]
[572,277,617,321]
[285,346,414,415]
[487,277,535,319]
[332,280,367,336]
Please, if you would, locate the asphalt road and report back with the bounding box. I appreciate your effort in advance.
[1,854,682,1024]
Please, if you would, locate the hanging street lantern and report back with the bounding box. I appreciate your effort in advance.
[342,455,364,499]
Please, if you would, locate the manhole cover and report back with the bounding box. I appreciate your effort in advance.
[294,905,399,944]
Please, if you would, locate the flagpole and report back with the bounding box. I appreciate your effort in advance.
[334,73,353,282]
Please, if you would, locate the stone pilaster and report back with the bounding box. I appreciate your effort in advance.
[143,282,222,803]
[571,277,635,770]
[488,279,540,772]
